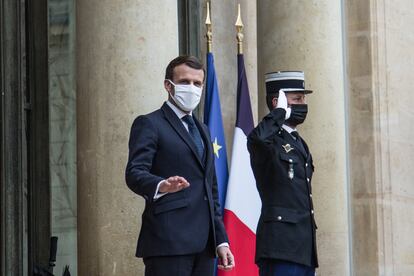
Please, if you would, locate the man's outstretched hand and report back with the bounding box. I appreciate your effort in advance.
[159,176,190,193]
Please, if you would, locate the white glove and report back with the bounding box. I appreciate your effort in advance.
[276,89,291,119]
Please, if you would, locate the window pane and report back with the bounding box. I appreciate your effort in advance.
[48,0,77,274]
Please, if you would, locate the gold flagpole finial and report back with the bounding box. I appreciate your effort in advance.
[235,3,244,54]
[205,2,212,53]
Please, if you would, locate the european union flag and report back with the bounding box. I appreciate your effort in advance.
[204,52,228,212]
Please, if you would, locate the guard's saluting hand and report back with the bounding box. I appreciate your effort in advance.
[276,89,291,119]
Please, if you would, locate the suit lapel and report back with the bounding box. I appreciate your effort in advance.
[161,103,205,168]
[301,137,312,161]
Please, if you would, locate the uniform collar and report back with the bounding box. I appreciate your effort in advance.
[282,124,297,134]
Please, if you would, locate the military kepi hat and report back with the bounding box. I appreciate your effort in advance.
[265,71,312,95]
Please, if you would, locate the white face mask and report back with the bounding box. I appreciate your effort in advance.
[167,79,202,112]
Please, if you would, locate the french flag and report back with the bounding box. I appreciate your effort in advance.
[218,54,261,275]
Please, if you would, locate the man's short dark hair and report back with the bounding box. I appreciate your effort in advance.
[266,93,279,111]
[165,55,205,80]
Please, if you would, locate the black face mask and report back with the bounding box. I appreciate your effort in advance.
[286,104,308,126]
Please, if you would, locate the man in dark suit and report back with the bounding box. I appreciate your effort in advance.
[125,55,234,276]
[247,71,318,276]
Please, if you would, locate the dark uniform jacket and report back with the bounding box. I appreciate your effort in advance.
[125,103,228,258]
[247,108,318,267]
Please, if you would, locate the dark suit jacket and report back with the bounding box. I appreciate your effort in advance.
[125,102,228,258]
[247,108,318,267]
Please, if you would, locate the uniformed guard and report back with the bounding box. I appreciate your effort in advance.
[247,71,318,276]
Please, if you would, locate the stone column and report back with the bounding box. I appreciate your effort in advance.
[345,1,380,274]
[76,1,178,275]
[257,1,351,275]
[346,0,414,275]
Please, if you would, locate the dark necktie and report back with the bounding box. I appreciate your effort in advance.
[291,131,299,139]
[291,131,307,156]
[182,115,204,159]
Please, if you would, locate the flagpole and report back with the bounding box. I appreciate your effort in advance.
[235,3,244,55]
[205,2,212,53]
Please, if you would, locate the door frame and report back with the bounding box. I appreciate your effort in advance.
[1,0,50,275]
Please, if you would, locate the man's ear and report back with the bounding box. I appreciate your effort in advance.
[164,80,173,94]
[272,97,278,109]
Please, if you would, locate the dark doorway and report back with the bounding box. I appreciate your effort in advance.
[1,0,50,275]
[177,0,202,58]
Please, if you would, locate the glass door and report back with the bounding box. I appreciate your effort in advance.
[48,0,77,275]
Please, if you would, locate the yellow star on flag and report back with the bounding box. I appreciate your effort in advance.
[212,137,222,158]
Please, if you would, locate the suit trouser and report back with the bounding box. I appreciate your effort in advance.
[143,247,214,276]
[259,259,315,276]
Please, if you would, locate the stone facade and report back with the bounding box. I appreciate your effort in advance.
[76,0,178,275]
[74,0,414,275]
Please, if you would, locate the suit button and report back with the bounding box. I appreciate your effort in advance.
[306,163,308,167]
[277,216,282,221]
[311,210,314,214]
[289,159,293,163]
[307,178,310,182]
[310,194,313,198]
[204,196,208,201]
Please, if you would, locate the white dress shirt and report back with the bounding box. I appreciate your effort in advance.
[282,124,296,134]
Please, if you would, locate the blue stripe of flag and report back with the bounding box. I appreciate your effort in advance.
[204,52,229,212]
